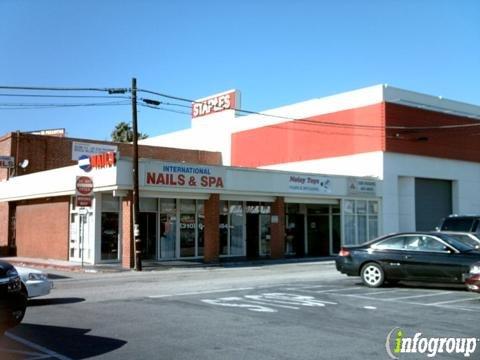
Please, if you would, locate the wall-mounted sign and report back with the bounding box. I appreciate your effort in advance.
[0,156,15,168]
[347,178,377,196]
[72,141,118,161]
[78,152,116,172]
[288,175,331,194]
[90,152,116,169]
[28,128,65,137]
[75,176,93,207]
[145,163,226,190]
[192,91,237,118]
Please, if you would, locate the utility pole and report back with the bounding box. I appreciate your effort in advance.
[131,77,142,271]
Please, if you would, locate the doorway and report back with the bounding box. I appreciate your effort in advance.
[139,212,157,259]
[246,214,259,258]
[307,215,330,256]
[285,214,305,256]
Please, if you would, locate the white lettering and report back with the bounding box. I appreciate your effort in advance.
[192,93,234,118]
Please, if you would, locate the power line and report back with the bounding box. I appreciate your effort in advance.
[0,93,130,99]
[0,100,131,110]
[0,85,128,92]
[2,84,479,132]
[138,88,480,131]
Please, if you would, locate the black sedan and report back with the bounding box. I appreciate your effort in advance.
[0,260,27,334]
[336,232,480,287]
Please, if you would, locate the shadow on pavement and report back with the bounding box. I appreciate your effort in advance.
[354,280,469,292]
[27,297,85,307]
[4,323,127,359]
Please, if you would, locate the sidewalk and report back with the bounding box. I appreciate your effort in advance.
[1,256,335,273]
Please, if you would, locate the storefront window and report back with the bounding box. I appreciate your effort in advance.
[219,201,245,256]
[259,215,271,256]
[101,212,119,260]
[160,199,176,259]
[230,202,244,256]
[219,202,229,255]
[198,212,204,257]
[343,199,380,245]
[101,194,119,261]
[180,213,196,257]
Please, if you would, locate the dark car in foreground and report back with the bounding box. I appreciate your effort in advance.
[336,232,480,287]
[0,260,27,334]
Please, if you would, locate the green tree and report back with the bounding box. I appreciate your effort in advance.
[111,121,148,143]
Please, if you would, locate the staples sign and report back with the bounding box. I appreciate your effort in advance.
[192,91,236,118]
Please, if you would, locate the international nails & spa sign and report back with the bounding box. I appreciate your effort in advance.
[145,164,226,190]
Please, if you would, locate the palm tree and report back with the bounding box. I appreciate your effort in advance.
[111,121,148,143]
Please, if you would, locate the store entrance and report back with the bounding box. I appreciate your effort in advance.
[245,202,271,258]
[139,212,157,259]
[246,214,259,258]
[285,214,305,256]
[307,215,330,256]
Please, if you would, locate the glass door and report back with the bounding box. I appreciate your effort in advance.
[259,214,271,256]
[140,212,157,259]
[160,199,176,259]
[69,213,80,261]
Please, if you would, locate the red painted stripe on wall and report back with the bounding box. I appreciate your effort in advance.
[385,103,480,163]
[231,103,385,167]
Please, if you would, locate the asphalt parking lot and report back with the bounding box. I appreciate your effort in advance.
[1,263,479,359]
[193,281,480,314]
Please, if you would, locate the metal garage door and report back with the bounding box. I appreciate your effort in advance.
[415,178,452,231]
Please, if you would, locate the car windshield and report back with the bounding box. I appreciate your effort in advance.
[445,234,480,249]
[437,233,476,252]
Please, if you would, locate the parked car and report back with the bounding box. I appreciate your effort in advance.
[438,215,480,233]
[15,266,53,298]
[439,231,480,250]
[0,261,27,334]
[336,232,480,287]
[465,275,480,293]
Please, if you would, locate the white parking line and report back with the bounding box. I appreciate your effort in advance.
[382,291,453,301]
[5,332,72,360]
[331,292,480,312]
[305,286,366,294]
[360,289,408,296]
[243,300,300,310]
[148,287,254,298]
[428,297,480,306]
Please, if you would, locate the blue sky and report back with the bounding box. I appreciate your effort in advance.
[1,0,479,141]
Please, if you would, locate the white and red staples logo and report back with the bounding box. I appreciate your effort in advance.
[192,91,237,118]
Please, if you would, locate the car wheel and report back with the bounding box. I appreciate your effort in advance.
[7,292,27,328]
[361,262,385,288]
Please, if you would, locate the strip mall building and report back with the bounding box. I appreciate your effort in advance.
[1,84,479,268]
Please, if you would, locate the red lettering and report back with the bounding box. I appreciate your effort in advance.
[216,177,224,188]
[146,172,156,184]
[201,176,208,187]
[167,174,177,185]
[178,174,185,186]
[157,173,165,185]
[89,152,117,169]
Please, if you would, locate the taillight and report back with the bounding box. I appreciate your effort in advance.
[339,248,350,257]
